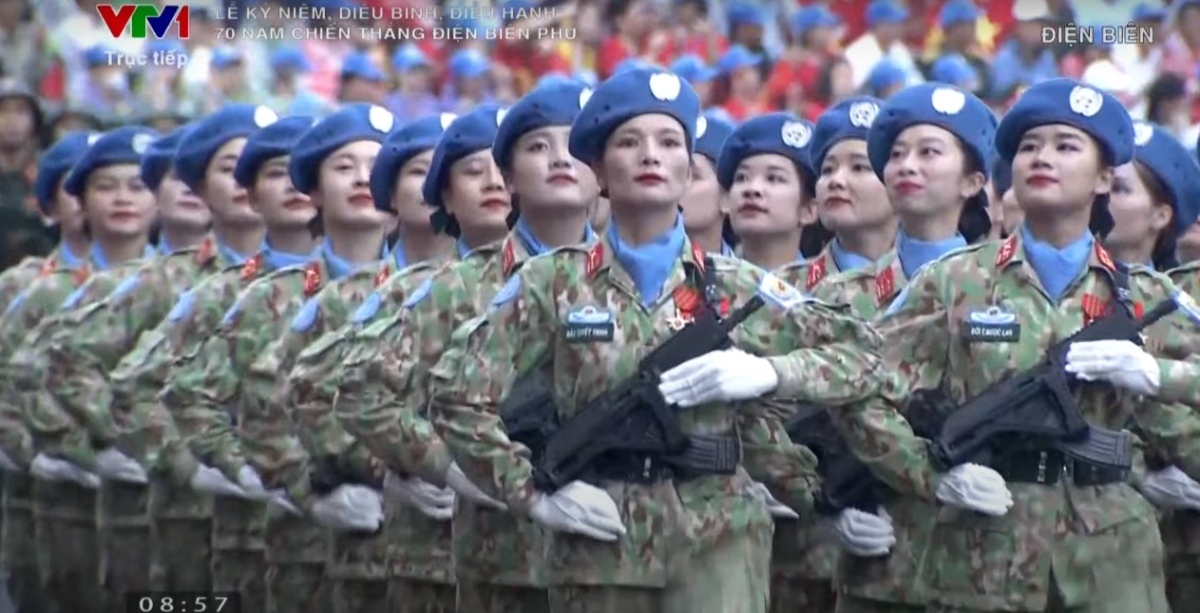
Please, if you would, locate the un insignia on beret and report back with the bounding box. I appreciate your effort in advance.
[696,115,708,138]
[931,87,966,115]
[849,101,878,128]
[579,88,593,109]
[369,105,394,132]
[649,73,681,101]
[781,121,812,149]
[131,133,153,154]
[1133,121,1154,147]
[440,113,457,130]
[1069,86,1103,117]
[87,133,101,146]
[254,106,279,128]
[496,108,508,127]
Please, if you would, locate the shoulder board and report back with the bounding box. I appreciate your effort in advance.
[303,262,322,296]
[167,290,196,322]
[291,296,321,332]
[1171,288,1200,326]
[402,277,434,309]
[936,242,988,265]
[883,284,913,318]
[239,253,264,281]
[757,271,811,310]
[38,257,57,277]
[707,253,742,272]
[221,296,245,327]
[107,274,141,302]
[4,290,28,316]
[194,237,216,266]
[350,291,383,324]
[490,274,521,310]
[1168,260,1200,279]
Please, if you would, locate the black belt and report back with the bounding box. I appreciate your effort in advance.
[588,434,740,485]
[992,449,1127,486]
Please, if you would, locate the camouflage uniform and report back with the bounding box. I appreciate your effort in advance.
[14,254,149,613]
[281,257,444,613]
[428,236,882,613]
[109,250,278,593]
[827,234,1200,613]
[811,250,932,613]
[40,237,231,607]
[336,242,512,613]
[0,251,82,613]
[158,254,348,612]
[1163,261,1200,613]
[240,259,390,613]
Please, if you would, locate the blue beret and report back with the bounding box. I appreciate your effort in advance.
[867,0,908,26]
[716,112,815,191]
[423,104,503,209]
[493,78,592,171]
[35,131,93,214]
[342,51,385,81]
[175,103,279,192]
[370,114,447,212]
[992,157,1012,195]
[931,54,978,89]
[613,58,661,76]
[569,68,701,167]
[867,83,996,181]
[695,109,736,162]
[939,0,982,27]
[233,115,317,189]
[717,45,762,75]
[64,126,160,197]
[141,123,194,192]
[792,4,842,35]
[289,103,396,195]
[995,79,1134,167]
[808,96,882,173]
[727,1,765,26]
[1131,120,1200,236]
[669,55,719,84]
[867,59,908,94]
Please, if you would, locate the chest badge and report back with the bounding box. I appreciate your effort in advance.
[963,306,1021,343]
[564,306,615,343]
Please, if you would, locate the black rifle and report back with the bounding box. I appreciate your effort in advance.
[500,372,560,463]
[930,299,1178,472]
[309,454,383,495]
[532,294,766,492]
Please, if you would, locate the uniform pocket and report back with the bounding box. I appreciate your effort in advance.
[925,518,1017,599]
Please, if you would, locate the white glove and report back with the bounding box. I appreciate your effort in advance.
[0,448,22,472]
[529,481,626,541]
[30,454,99,489]
[383,471,455,521]
[657,348,779,408]
[935,463,1013,516]
[189,464,247,497]
[1065,340,1161,396]
[749,481,799,519]
[94,448,148,484]
[834,507,895,556]
[310,484,383,531]
[446,462,506,511]
[1139,466,1200,511]
[237,465,270,499]
[265,489,302,516]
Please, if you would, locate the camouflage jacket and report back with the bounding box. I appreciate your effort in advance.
[0,256,46,309]
[1158,261,1200,573]
[428,235,882,587]
[829,234,1200,610]
[814,248,908,319]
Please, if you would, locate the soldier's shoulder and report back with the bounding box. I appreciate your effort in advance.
[1130,265,1181,297]
[914,241,994,282]
[1167,260,1200,283]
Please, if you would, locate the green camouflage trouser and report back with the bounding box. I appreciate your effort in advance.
[210,496,267,612]
[769,576,836,613]
[333,578,390,613]
[457,579,549,613]
[836,597,923,613]
[148,478,212,591]
[385,579,456,613]
[33,479,106,613]
[98,480,152,608]
[2,473,47,613]
[265,562,330,613]
[1166,573,1200,613]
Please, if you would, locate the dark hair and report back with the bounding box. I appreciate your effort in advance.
[1132,160,1180,270]
[800,221,834,257]
[953,135,992,243]
[606,0,637,23]
[1145,73,1186,126]
[814,56,851,105]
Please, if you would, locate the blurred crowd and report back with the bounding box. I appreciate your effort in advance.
[3,0,1200,265]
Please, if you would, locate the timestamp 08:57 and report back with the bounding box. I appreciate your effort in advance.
[125,591,241,613]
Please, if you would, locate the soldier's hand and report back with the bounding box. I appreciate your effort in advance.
[0,448,22,472]
[1139,466,1200,511]
[935,463,1013,516]
[446,462,507,511]
[384,471,456,520]
[1065,339,1160,396]
[530,481,626,542]
[834,507,895,556]
[95,448,148,484]
[311,484,384,532]
[189,463,248,498]
[31,454,100,489]
[748,481,799,519]
[658,349,779,408]
[237,465,270,499]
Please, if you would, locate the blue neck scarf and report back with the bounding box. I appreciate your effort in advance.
[320,237,384,280]
[608,214,686,306]
[456,240,474,259]
[515,217,597,257]
[216,239,253,267]
[90,243,155,271]
[391,238,408,269]
[719,241,736,257]
[261,237,310,271]
[896,228,967,279]
[59,242,84,268]
[830,237,874,272]
[158,236,174,255]
[744,252,805,274]
[1020,224,1093,303]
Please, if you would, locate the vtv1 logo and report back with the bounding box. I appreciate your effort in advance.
[97,4,190,39]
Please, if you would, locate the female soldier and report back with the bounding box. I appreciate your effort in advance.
[107,114,321,594]
[427,67,882,613]
[278,114,455,613]
[18,125,160,613]
[682,109,735,255]
[158,103,394,613]
[716,111,833,613]
[334,78,602,613]
[818,83,995,613]
[816,78,1200,613]
[803,96,897,295]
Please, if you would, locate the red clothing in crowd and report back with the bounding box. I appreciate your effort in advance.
[765,52,826,107]
[496,39,572,91]
[722,97,771,121]
[659,32,729,65]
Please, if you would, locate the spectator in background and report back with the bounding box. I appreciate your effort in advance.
[767,4,842,112]
[715,44,766,120]
[814,54,856,113]
[724,2,768,58]
[494,1,573,95]
[1113,3,1168,105]
[0,78,50,266]
[864,57,906,98]
[921,0,991,96]
[670,54,719,107]
[597,0,667,79]
[845,0,922,91]
[46,0,144,105]
[137,40,198,120]
[386,44,439,123]
[263,46,330,117]
[666,0,728,63]
[988,0,1059,102]
[930,53,980,93]
[1079,38,1139,107]
[44,103,101,141]
[70,45,137,120]
[197,47,254,114]
[1161,0,1200,90]
[338,51,387,105]
[179,5,222,98]
[1143,73,1192,140]
[0,0,50,90]
[441,48,495,114]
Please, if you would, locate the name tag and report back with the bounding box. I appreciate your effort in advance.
[962,307,1020,343]
[563,306,614,343]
